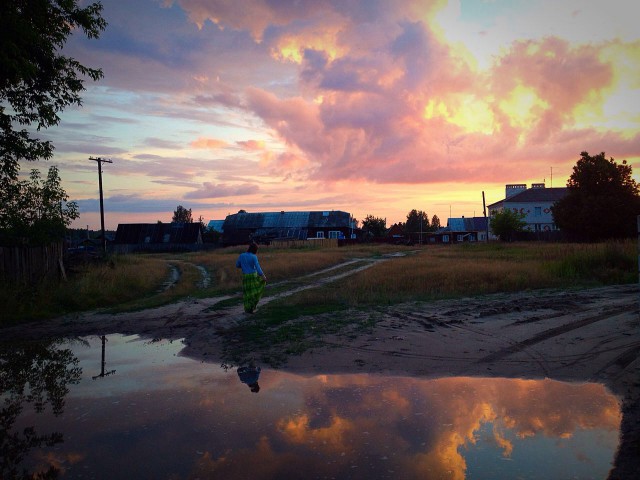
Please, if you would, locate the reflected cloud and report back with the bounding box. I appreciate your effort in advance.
[5,336,622,479]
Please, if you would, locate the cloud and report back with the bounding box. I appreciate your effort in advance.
[236,139,265,150]
[190,137,229,149]
[184,182,259,199]
[142,137,184,149]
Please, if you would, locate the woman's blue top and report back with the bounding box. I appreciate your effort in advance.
[236,252,264,276]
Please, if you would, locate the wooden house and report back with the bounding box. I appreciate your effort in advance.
[222,210,356,246]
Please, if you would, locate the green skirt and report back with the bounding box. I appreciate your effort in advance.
[242,273,265,312]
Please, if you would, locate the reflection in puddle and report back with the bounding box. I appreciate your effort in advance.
[2,334,621,479]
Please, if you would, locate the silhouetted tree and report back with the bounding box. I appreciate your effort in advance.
[552,151,640,241]
[431,214,441,230]
[361,215,387,237]
[172,205,193,223]
[1,1,106,240]
[1,166,79,244]
[404,209,429,242]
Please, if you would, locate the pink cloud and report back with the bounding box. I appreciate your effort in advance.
[191,137,229,149]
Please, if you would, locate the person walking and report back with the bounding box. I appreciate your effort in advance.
[236,242,267,313]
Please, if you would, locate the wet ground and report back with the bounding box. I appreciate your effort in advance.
[1,255,638,479]
[1,334,623,479]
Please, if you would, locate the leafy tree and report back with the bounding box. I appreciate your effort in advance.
[552,151,640,241]
[404,209,429,241]
[172,205,193,223]
[361,214,387,237]
[0,166,78,244]
[490,208,526,242]
[0,0,106,243]
[431,214,441,230]
[1,1,106,168]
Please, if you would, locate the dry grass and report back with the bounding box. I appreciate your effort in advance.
[277,240,637,309]
[1,255,169,323]
[2,240,635,324]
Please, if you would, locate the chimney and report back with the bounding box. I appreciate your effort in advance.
[531,183,545,189]
[505,184,527,198]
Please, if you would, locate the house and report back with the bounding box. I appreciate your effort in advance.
[428,217,490,244]
[207,220,224,233]
[113,222,203,253]
[221,210,356,246]
[487,183,568,234]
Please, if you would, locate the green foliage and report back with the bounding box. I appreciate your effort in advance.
[552,151,640,241]
[0,0,106,172]
[172,205,193,223]
[0,166,78,244]
[361,214,387,237]
[0,0,106,245]
[490,208,526,241]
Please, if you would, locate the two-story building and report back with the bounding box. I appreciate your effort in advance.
[487,183,568,233]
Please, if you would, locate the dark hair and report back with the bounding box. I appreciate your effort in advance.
[247,243,258,254]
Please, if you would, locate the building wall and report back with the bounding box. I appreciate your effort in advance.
[501,200,558,232]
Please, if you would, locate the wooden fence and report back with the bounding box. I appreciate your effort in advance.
[269,238,339,249]
[0,242,63,284]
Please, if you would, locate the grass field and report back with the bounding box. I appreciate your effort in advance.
[1,240,637,325]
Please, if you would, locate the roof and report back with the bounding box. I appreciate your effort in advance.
[488,187,567,208]
[447,217,489,232]
[114,223,202,244]
[223,211,352,230]
[207,220,225,232]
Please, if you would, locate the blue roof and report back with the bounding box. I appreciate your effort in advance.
[207,220,225,232]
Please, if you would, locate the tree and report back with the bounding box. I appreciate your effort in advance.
[0,0,106,242]
[404,209,429,242]
[431,214,441,230]
[0,166,78,244]
[490,209,526,242]
[172,205,193,223]
[552,151,640,241]
[361,214,387,237]
[1,0,106,171]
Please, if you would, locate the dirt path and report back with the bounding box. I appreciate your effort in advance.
[1,254,638,479]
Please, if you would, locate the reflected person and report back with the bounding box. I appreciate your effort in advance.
[237,364,261,393]
[235,242,267,313]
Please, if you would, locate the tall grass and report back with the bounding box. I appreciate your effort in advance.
[271,241,637,310]
[2,241,636,325]
[1,255,168,324]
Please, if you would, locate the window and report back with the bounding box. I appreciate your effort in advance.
[457,235,463,242]
[163,234,170,243]
[535,207,541,216]
[316,231,325,239]
[442,235,449,243]
[329,231,340,239]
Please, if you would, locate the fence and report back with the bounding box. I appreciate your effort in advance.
[0,242,64,284]
[269,238,339,249]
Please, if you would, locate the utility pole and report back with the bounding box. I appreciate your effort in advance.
[482,191,489,242]
[89,156,112,254]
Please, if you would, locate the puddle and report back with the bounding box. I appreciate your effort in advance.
[1,334,621,479]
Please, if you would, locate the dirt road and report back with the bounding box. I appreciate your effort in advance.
[2,255,638,479]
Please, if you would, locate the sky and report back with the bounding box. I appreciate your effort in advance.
[31,0,640,230]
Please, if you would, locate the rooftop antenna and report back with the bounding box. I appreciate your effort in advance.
[550,167,553,188]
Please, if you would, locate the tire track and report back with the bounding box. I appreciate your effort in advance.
[477,304,637,364]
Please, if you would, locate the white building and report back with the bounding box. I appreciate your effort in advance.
[487,183,568,233]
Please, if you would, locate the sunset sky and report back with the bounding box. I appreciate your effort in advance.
[35,0,640,230]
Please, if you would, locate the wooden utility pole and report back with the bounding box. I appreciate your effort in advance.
[482,191,489,242]
[89,156,112,254]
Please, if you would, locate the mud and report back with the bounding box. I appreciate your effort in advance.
[1,255,638,480]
